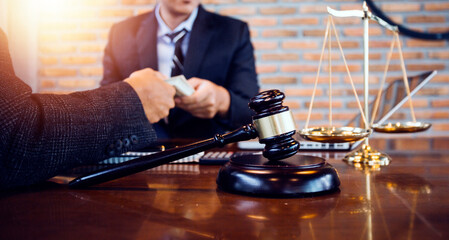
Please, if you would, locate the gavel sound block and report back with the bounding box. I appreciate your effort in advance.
[69,90,340,197]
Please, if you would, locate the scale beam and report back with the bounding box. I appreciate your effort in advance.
[327,6,398,32]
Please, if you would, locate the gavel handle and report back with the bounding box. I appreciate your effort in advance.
[69,124,258,188]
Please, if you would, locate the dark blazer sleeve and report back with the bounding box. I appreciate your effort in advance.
[0,29,156,189]
[224,22,259,128]
[101,24,123,85]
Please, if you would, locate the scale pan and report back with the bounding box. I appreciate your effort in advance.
[372,121,431,133]
[299,126,371,143]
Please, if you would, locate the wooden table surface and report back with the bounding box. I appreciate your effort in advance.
[1,138,448,240]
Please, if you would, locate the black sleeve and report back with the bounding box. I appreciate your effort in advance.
[224,22,260,128]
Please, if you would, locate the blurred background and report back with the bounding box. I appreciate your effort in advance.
[1,0,448,138]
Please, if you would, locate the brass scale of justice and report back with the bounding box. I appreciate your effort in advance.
[68,2,431,197]
[299,3,431,167]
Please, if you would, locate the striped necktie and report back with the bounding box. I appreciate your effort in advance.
[167,29,187,76]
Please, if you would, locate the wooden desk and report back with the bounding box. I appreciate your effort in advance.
[1,138,448,240]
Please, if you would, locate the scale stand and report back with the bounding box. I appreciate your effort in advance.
[327,2,393,167]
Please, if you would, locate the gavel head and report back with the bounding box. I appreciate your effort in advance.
[248,89,300,161]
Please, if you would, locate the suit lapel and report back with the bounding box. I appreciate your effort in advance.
[137,11,158,70]
[183,6,215,78]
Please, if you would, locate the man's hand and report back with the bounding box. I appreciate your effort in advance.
[175,77,230,119]
[125,68,176,123]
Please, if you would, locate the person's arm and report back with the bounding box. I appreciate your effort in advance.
[0,71,175,190]
[0,77,152,189]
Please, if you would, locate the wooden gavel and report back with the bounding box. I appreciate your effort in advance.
[69,89,299,188]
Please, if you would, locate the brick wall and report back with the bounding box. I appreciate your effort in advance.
[37,0,449,137]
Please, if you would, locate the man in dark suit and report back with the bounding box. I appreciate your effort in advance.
[101,0,259,139]
[0,29,176,189]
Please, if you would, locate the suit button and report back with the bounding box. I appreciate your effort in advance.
[107,144,116,156]
[130,135,139,144]
[123,138,131,148]
[115,139,123,150]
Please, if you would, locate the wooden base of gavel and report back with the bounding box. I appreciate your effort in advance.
[217,153,340,197]
[69,90,340,197]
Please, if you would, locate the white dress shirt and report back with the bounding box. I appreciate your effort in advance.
[155,4,198,78]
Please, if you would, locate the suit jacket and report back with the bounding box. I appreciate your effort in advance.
[101,5,259,139]
[0,29,156,189]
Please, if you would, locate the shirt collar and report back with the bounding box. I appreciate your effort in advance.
[155,4,198,39]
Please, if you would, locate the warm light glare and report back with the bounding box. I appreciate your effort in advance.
[30,0,70,16]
